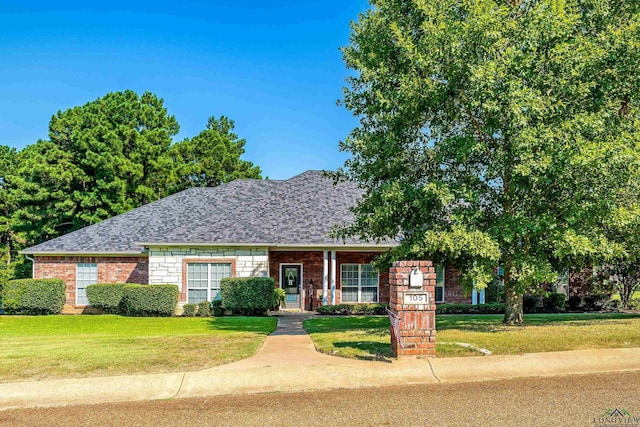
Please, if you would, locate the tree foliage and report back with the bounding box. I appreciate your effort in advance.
[0,146,21,281]
[594,262,640,310]
[4,90,261,276]
[11,90,179,243]
[172,116,261,189]
[337,0,640,323]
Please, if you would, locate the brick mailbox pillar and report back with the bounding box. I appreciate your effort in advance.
[389,260,436,357]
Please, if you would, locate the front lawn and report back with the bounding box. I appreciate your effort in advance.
[0,315,277,383]
[304,313,640,360]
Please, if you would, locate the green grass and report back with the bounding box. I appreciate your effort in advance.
[0,315,277,383]
[304,313,640,360]
[304,316,393,360]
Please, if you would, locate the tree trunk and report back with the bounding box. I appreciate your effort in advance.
[503,282,524,324]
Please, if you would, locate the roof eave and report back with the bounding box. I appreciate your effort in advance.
[137,242,398,250]
[20,250,147,257]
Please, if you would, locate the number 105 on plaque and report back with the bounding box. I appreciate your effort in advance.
[403,293,429,304]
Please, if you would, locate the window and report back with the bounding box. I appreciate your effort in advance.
[76,263,98,306]
[435,265,445,303]
[186,263,232,304]
[341,264,379,303]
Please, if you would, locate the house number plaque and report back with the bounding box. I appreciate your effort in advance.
[403,292,429,305]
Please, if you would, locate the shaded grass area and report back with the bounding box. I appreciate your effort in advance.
[304,316,393,360]
[0,315,277,383]
[304,313,640,360]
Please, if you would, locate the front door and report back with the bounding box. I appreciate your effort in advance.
[281,264,302,310]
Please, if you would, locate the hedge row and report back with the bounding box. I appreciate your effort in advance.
[316,304,389,315]
[566,293,612,311]
[1,279,66,315]
[220,277,275,316]
[524,292,571,313]
[86,283,178,317]
[314,298,567,316]
[436,303,505,314]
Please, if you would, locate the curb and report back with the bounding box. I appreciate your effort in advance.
[1,347,639,410]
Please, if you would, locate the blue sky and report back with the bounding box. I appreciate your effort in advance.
[0,1,370,179]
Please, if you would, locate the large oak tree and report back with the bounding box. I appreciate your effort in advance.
[337,0,640,323]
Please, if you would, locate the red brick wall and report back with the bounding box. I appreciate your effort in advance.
[389,260,436,357]
[269,250,388,309]
[268,251,470,309]
[336,252,389,304]
[269,251,324,310]
[34,256,149,307]
[443,265,470,304]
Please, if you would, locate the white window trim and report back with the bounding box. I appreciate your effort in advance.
[340,263,379,303]
[435,265,445,303]
[76,263,98,306]
[186,262,231,304]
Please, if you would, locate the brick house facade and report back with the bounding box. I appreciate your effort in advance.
[34,256,148,312]
[32,250,470,313]
[23,171,473,313]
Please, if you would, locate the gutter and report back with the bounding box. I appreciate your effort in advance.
[135,242,399,250]
[19,251,148,257]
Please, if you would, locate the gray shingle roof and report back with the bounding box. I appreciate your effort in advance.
[22,171,395,254]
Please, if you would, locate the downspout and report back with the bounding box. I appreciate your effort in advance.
[24,255,35,278]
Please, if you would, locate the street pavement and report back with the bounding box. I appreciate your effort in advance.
[0,312,639,411]
[3,371,640,426]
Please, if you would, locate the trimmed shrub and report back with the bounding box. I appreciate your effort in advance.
[1,279,65,315]
[543,292,566,312]
[211,299,224,317]
[182,303,197,317]
[220,277,275,316]
[566,295,582,311]
[197,300,211,317]
[122,284,178,317]
[523,294,539,313]
[584,293,608,311]
[316,304,351,315]
[436,303,505,314]
[87,283,126,314]
[316,304,389,316]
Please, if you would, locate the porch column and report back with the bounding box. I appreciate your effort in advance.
[322,250,329,305]
[330,251,337,305]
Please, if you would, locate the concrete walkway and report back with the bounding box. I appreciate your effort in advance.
[1,312,640,410]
